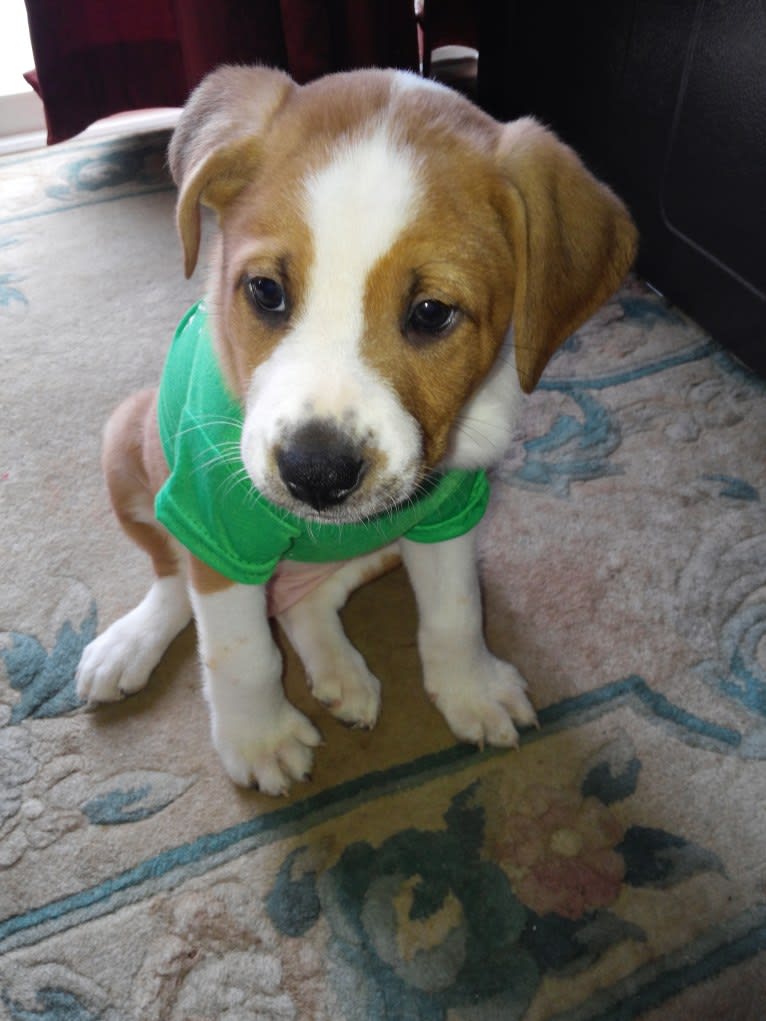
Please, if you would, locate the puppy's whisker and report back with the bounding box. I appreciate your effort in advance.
[241,484,267,511]
[217,466,253,502]
[304,516,319,544]
[454,417,499,452]
[189,443,243,480]
[171,420,242,445]
[191,439,241,459]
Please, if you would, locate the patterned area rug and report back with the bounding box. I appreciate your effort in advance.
[1,128,765,1021]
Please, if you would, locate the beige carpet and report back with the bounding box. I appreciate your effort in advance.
[1,127,765,1020]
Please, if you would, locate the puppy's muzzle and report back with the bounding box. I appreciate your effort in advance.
[276,422,366,512]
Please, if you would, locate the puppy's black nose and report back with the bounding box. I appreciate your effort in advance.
[277,424,365,512]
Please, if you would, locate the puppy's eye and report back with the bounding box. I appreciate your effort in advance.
[407,299,456,338]
[247,276,287,314]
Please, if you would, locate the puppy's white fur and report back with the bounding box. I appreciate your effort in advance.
[445,332,523,469]
[241,128,424,515]
[77,576,191,701]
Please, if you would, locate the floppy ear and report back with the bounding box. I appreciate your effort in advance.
[497,118,638,393]
[168,65,295,278]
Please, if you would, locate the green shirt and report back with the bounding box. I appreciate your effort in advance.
[155,302,490,585]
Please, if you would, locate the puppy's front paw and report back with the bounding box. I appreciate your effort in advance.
[309,645,381,729]
[213,700,322,795]
[426,653,537,749]
[76,618,159,703]
[76,578,190,704]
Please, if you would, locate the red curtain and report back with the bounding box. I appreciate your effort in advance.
[23,0,420,144]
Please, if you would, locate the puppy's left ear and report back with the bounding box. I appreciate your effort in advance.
[168,65,295,278]
[497,118,638,393]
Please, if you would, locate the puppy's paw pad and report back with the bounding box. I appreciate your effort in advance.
[309,650,381,729]
[214,702,321,795]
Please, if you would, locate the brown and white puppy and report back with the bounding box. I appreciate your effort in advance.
[76,66,637,794]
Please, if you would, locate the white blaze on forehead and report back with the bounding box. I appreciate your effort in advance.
[240,123,426,511]
[300,126,421,351]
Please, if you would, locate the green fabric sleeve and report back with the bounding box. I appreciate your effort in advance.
[403,470,490,544]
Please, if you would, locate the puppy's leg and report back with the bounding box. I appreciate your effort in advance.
[190,558,321,794]
[77,390,192,703]
[278,546,399,728]
[401,530,537,747]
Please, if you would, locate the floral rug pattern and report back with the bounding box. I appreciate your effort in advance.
[1,129,765,1019]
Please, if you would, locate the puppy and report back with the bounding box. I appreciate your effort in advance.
[76,66,637,794]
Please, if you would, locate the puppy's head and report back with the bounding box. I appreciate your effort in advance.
[169,66,637,521]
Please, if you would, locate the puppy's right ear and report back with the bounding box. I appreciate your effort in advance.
[168,65,294,278]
